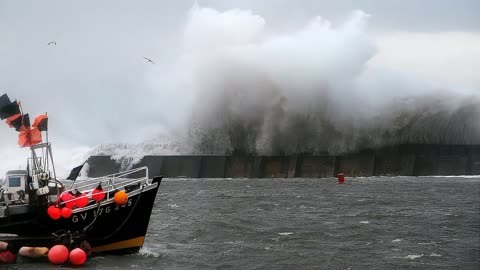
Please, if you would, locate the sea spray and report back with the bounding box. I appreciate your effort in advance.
[175,5,480,155]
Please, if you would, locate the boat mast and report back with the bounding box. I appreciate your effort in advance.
[29,112,56,182]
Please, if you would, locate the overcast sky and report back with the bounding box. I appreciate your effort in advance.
[0,0,479,176]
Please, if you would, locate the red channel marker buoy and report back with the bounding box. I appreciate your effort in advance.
[338,173,345,184]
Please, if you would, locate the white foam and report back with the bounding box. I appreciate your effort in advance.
[278,232,293,236]
[167,203,180,208]
[224,240,245,244]
[392,239,402,243]
[139,247,160,258]
[405,254,424,260]
[359,221,370,224]
[429,253,442,257]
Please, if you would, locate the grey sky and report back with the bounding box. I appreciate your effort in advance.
[1,0,479,35]
[0,0,479,175]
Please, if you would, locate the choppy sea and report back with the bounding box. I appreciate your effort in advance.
[6,176,480,269]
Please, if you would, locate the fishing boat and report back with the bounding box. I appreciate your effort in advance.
[0,93,162,255]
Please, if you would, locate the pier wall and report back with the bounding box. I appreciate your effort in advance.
[86,145,480,178]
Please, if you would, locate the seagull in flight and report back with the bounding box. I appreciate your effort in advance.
[47,41,56,46]
[142,57,155,64]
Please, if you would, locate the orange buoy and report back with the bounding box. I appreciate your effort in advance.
[91,184,105,202]
[61,207,72,218]
[114,190,128,205]
[48,244,69,265]
[60,192,75,208]
[74,191,89,208]
[338,173,345,184]
[69,248,87,266]
[47,205,61,220]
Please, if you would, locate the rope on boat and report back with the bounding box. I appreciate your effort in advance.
[82,201,103,232]
[82,184,145,241]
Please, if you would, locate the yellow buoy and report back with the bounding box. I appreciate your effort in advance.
[114,190,128,205]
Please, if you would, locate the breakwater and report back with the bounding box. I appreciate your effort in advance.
[86,144,480,178]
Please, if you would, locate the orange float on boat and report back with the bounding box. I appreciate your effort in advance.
[114,190,128,205]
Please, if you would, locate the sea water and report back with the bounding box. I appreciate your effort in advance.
[8,177,480,269]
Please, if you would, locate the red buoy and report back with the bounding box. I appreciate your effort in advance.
[91,184,105,202]
[47,205,61,220]
[74,191,89,208]
[338,173,345,184]
[60,192,75,208]
[48,244,69,265]
[69,248,87,266]
[61,207,72,219]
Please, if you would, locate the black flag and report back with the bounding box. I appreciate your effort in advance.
[7,114,23,131]
[22,114,30,128]
[0,100,20,120]
[66,164,85,180]
[0,94,11,107]
[33,114,48,131]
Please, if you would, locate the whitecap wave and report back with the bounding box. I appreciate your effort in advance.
[139,247,161,258]
[404,254,424,260]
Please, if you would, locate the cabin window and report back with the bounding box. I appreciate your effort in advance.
[8,177,21,187]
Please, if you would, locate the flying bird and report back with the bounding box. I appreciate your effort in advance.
[142,57,155,64]
[47,41,56,46]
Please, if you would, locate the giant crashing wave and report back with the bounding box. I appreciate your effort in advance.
[90,6,480,163]
[178,6,480,156]
[187,93,480,156]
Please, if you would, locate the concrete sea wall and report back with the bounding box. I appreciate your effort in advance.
[86,144,480,178]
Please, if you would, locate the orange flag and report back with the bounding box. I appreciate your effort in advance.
[18,128,42,148]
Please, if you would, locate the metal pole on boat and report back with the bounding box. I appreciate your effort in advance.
[45,112,49,144]
[48,143,57,180]
[45,113,49,173]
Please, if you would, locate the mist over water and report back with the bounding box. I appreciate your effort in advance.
[174,4,480,155]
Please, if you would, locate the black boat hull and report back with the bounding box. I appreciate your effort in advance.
[0,177,161,254]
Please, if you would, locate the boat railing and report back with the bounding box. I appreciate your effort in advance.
[61,166,150,203]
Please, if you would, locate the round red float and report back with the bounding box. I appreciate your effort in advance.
[74,192,89,208]
[61,207,72,218]
[91,184,105,202]
[48,244,69,265]
[60,192,75,208]
[69,247,87,266]
[47,205,61,220]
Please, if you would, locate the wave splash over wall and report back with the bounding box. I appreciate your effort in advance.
[173,4,480,155]
[179,5,480,155]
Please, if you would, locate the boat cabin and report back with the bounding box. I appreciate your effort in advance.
[1,170,29,204]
